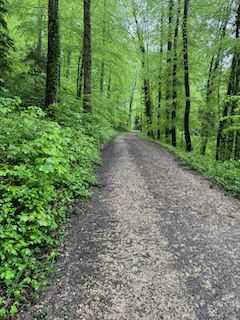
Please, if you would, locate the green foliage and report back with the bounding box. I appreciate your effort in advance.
[0,0,14,76]
[0,96,113,316]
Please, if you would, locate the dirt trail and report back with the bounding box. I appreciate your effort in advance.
[19,133,240,319]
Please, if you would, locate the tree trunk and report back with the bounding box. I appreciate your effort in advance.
[107,62,111,97]
[158,10,163,140]
[201,19,227,155]
[165,0,173,142]
[128,74,137,128]
[100,0,106,94]
[216,4,240,160]
[182,0,192,152]
[83,0,92,113]
[100,60,104,93]
[66,50,71,79]
[45,0,60,114]
[235,131,240,159]
[133,8,152,137]
[77,50,83,98]
[171,0,180,147]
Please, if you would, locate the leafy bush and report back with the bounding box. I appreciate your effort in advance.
[0,97,105,316]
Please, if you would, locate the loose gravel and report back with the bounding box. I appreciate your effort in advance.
[18,133,240,320]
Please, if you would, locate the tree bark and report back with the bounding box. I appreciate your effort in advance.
[158,9,163,140]
[77,50,84,98]
[165,0,173,142]
[45,0,60,113]
[182,0,192,152]
[216,4,240,160]
[201,19,227,155]
[171,0,180,147]
[107,62,111,97]
[128,74,137,128]
[66,50,71,79]
[83,0,92,113]
[133,8,152,136]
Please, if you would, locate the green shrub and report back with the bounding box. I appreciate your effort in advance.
[0,97,105,316]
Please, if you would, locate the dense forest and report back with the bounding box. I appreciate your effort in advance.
[0,0,240,317]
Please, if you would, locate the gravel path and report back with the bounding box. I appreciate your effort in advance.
[18,133,240,319]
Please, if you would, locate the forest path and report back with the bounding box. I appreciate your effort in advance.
[19,133,240,320]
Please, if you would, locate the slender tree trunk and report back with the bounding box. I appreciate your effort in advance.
[77,50,83,98]
[133,8,151,136]
[66,50,71,79]
[45,0,60,113]
[235,131,240,159]
[201,21,227,155]
[182,0,192,151]
[216,4,240,160]
[165,0,173,142]
[37,1,43,55]
[158,10,163,140]
[83,0,92,113]
[100,61,104,93]
[128,74,137,128]
[172,0,180,147]
[107,62,111,97]
[100,0,106,93]
[216,57,237,161]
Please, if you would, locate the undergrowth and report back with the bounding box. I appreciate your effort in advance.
[137,132,240,198]
[0,97,117,318]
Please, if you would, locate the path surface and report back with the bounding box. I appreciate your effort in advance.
[19,133,240,320]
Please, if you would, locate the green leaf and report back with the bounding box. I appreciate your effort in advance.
[5,270,15,280]
[10,305,18,316]
[14,290,20,302]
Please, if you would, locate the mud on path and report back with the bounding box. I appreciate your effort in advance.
[18,133,240,320]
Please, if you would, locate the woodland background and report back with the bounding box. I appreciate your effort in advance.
[0,0,240,317]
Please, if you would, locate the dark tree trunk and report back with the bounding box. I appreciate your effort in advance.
[216,5,240,160]
[182,0,192,151]
[128,74,137,127]
[83,0,92,113]
[158,11,163,140]
[201,55,215,155]
[216,58,237,161]
[171,0,180,147]
[107,63,111,97]
[201,22,227,155]
[235,131,240,159]
[100,1,106,94]
[100,60,104,93]
[133,9,152,137]
[45,0,60,113]
[165,0,173,142]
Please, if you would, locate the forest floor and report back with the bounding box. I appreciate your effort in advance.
[17,133,240,320]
